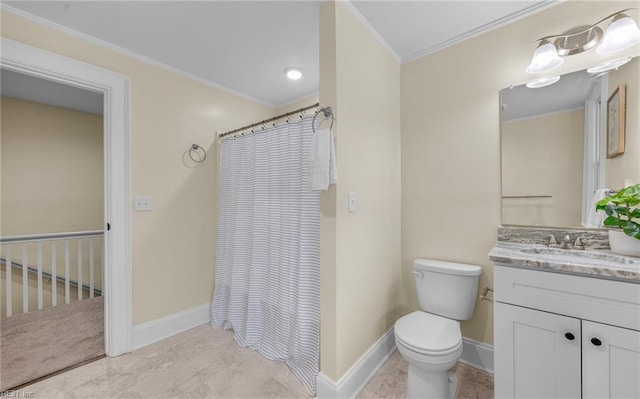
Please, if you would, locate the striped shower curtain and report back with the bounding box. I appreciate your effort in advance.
[211,116,320,395]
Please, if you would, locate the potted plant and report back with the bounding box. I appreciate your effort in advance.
[596,184,640,256]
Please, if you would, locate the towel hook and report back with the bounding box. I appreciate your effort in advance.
[312,106,334,133]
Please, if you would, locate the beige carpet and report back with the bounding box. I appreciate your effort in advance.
[0,296,104,389]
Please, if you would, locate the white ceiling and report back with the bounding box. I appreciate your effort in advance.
[349,1,553,63]
[501,69,595,122]
[3,1,557,107]
[1,68,104,115]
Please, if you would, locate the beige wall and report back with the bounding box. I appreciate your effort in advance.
[319,1,402,380]
[275,93,319,115]
[1,97,105,316]
[606,57,640,188]
[401,0,640,345]
[1,11,275,325]
[1,97,104,235]
[502,109,584,227]
[319,1,339,381]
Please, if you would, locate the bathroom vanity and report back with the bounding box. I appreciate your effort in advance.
[490,232,640,399]
[495,52,640,398]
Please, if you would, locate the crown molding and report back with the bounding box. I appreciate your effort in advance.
[340,0,402,64]
[0,4,276,108]
[402,0,564,64]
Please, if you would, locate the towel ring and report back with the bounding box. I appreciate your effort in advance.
[188,144,207,163]
[312,106,334,133]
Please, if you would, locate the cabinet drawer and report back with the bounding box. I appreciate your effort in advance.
[495,265,640,331]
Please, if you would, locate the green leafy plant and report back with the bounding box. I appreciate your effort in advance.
[596,184,640,240]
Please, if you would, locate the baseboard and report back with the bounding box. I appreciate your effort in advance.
[316,327,396,398]
[316,372,338,399]
[132,303,211,350]
[459,337,494,374]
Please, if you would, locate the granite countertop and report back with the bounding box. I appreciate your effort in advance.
[489,241,640,283]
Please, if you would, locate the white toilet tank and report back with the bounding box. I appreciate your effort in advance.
[413,258,482,321]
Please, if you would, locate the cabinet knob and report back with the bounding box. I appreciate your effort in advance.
[591,337,602,346]
[564,332,575,340]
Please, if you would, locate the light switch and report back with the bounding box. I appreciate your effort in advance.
[348,192,357,212]
[134,195,152,211]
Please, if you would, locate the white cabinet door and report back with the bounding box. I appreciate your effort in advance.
[495,302,581,399]
[583,321,640,399]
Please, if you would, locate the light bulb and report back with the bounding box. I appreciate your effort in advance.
[596,14,640,54]
[526,40,564,74]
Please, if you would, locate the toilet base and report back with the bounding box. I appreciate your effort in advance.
[449,372,459,398]
[406,367,458,399]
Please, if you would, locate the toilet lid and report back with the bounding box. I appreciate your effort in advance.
[395,311,462,354]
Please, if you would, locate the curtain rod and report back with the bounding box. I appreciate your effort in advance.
[218,102,320,138]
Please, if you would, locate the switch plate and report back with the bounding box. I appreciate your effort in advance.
[134,195,152,211]
[348,192,357,212]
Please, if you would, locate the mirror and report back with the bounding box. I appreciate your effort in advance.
[500,57,639,228]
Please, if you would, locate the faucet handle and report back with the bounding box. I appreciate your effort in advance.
[548,235,557,245]
[563,235,571,243]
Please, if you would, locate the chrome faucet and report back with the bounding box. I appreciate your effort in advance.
[548,235,578,249]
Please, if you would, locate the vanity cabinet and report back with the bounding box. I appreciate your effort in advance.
[582,321,640,399]
[494,265,640,399]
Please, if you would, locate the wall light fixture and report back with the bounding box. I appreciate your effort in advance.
[526,9,640,74]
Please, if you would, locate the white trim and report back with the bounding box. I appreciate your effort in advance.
[316,372,338,399]
[316,327,397,398]
[1,38,132,356]
[402,0,564,64]
[316,332,494,398]
[0,3,274,108]
[340,1,402,64]
[581,76,604,227]
[459,337,494,375]
[132,303,211,350]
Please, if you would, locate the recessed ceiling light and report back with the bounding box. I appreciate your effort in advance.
[284,67,302,80]
[587,57,632,74]
[526,75,561,88]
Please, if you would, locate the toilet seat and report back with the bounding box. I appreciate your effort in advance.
[395,311,462,356]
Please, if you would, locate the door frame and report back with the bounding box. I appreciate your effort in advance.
[581,75,607,226]
[1,38,133,356]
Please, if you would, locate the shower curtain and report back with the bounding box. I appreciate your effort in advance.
[211,116,320,395]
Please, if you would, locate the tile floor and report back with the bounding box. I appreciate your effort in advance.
[359,351,494,399]
[22,325,493,398]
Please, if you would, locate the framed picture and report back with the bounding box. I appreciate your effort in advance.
[607,84,626,158]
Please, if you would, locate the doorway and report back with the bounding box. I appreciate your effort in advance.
[0,38,132,387]
[1,68,106,388]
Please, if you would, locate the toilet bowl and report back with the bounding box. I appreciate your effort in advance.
[395,311,463,398]
[395,259,481,398]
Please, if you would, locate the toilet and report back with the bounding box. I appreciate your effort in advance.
[395,259,482,398]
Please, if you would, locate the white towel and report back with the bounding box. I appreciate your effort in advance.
[585,188,610,227]
[310,128,337,190]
